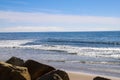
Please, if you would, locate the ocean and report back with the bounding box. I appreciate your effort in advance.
[0,31,120,77]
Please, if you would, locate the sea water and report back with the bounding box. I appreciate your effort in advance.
[0,31,120,77]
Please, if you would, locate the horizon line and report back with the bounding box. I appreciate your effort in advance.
[0,30,120,33]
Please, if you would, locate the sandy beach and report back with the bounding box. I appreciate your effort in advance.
[68,71,120,80]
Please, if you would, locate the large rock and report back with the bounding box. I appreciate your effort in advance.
[37,70,70,80]
[93,76,111,80]
[24,60,55,80]
[0,62,31,80]
[6,56,24,66]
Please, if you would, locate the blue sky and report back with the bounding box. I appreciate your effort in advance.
[0,0,120,32]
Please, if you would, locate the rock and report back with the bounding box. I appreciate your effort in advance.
[0,62,31,80]
[24,60,55,80]
[93,76,111,80]
[6,56,24,66]
[37,70,70,80]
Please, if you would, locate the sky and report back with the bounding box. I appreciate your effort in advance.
[0,0,120,32]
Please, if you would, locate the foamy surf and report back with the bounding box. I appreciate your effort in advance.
[0,40,33,47]
[0,40,120,59]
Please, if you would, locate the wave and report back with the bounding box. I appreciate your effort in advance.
[0,40,120,59]
[46,39,120,45]
[0,40,32,47]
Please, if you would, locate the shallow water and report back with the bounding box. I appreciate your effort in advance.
[0,47,120,77]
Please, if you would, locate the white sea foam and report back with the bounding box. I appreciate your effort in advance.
[29,45,120,59]
[0,40,32,47]
[0,40,120,59]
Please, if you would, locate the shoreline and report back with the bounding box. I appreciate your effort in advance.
[67,71,120,80]
[0,47,120,79]
[0,55,120,80]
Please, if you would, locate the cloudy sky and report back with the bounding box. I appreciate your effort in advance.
[0,0,120,32]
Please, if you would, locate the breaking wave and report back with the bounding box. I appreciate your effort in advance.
[0,40,120,59]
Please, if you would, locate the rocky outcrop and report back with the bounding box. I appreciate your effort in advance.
[24,60,55,80]
[93,76,111,80]
[6,56,24,66]
[37,70,70,80]
[0,61,31,80]
[0,57,70,80]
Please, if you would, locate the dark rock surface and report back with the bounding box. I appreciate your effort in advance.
[93,76,111,80]
[1,57,71,80]
[6,56,24,66]
[37,70,70,80]
[24,60,55,80]
[0,62,31,80]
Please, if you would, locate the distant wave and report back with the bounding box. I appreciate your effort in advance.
[46,39,120,45]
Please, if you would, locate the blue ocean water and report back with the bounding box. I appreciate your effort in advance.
[0,31,120,47]
[0,31,120,77]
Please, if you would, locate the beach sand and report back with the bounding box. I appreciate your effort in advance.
[68,71,120,80]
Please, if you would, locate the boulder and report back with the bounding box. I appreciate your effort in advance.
[93,76,111,80]
[37,70,70,80]
[24,60,55,80]
[6,56,24,66]
[0,62,31,80]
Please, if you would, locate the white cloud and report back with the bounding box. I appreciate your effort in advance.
[0,11,120,24]
[0,11,120,32]
[0,26,65,32]
[0,25,119,32]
